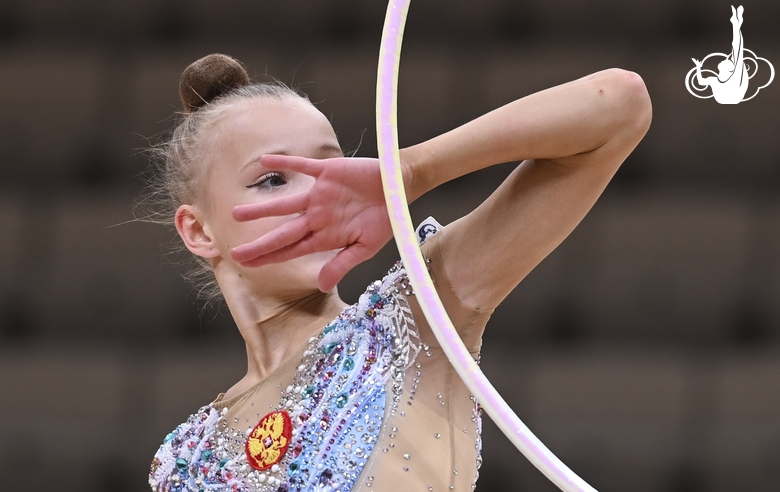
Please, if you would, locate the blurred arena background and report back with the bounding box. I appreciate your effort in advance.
[1,0,779,490]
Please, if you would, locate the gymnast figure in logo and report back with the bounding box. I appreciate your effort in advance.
[691,6,748,104]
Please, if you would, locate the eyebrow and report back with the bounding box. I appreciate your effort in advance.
[241,144,344,172]
[264,144,343,157]
[317,144,345,156]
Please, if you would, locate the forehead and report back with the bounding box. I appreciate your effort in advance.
[210,96,340,163]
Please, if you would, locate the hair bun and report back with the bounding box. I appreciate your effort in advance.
[179,54,251,112]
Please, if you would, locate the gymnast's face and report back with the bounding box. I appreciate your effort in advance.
[194,96,343,295]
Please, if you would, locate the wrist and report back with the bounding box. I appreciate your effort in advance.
[399,147,424,203]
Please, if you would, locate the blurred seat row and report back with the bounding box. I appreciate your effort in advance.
[4,0,780,41]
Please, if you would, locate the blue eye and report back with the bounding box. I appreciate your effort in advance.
[249,172,286,189]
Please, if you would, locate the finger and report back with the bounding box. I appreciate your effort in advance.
[317,243,374,292]
[230,218,311,263]
[260,154,323,177]
[233,193,309,221]
[237,236,321,268]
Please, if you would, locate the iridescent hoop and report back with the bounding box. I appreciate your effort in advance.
[375,2,597,491]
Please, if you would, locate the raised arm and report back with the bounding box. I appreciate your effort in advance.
[692,58,710,87]
[402,68,652,310]
[229,69,651,299]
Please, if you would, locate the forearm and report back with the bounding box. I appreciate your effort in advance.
[401,68,650,202]
[695,67,706,86]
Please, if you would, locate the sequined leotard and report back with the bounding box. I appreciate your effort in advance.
[149,220,493,491]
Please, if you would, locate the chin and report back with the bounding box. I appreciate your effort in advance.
[293,250,339,286]
[229,250,339,296]
[272,250,338,292]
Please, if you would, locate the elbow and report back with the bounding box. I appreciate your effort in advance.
[623,70,653,136]
[602,68,653,138]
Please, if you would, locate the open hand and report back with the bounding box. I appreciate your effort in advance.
[230,154,393,292]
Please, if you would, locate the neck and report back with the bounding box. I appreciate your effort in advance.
[242,290,346,378]
[218,272,347,395]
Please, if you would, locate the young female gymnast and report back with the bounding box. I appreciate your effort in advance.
[148,53,651,491]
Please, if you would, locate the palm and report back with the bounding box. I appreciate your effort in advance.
[230,155,393,292]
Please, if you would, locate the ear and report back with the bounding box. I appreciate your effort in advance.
[175,205,220,259]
